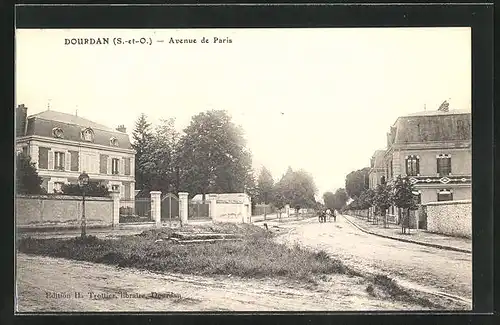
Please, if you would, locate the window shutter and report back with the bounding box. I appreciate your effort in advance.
[448,157,452,175]
[436,157,440,175]
[416,158,420,175]
[125,158,131,176]
[65,152,70,171]
[48,150,54,170]
[70,151,79,171]
[100,155,108,174]
[38,147,49,169]
[405,158,408,175]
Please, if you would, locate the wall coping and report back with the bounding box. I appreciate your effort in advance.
[16,194,112,201]
[425,199,472,206]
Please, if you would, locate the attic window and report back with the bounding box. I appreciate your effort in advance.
[81,128,94,142]
[52,127,64,138]
[110,137,119,146]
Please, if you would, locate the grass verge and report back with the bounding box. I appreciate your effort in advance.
[17,223,352,284]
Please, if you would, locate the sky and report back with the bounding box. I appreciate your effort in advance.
[15,28,471,198]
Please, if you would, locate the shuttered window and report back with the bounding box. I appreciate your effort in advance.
[100,154,108,174]
[38,147,49,169]
[69,151,79,171]
[405,155,420,176]
[437,154,452,176]
[124,158,131,175]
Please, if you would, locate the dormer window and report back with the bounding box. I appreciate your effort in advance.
[81,128,94,142]
[110,137,119,147]
[52,127,64,138]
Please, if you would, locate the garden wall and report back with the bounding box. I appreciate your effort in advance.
[16,194,114,230]
[425,199,471,238]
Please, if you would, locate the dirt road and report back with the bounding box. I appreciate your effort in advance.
[276,214,472,307]
[17,253,421,312]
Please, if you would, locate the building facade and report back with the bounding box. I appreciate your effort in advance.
[382,108,471,224]
[368,149,387,190]
[15,105,136,203]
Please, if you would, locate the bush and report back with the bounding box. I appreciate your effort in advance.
[61,182,110,197]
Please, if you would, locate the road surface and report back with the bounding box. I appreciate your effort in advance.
[277,214,472,306]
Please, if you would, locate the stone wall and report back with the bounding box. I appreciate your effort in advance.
[426,199,471,238]
[16,194,114,229]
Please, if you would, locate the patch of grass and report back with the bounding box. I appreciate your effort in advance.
[371,274,447,309]
[17,224,350,284]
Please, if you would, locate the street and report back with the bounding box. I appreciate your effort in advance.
[16,215,472,312]
[277,214,472,305]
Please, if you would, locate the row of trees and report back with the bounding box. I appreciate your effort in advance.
[133,110,320,211]
[346,175,419,234]
[322,188,349,212]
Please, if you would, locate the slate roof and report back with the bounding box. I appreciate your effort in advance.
[22,110,132,150]
[370,150,386,169]
[390,110,471,144]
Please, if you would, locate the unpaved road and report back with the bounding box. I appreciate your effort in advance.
[17,254,421,312]
[277,214,472,307]
[15,215,471,312]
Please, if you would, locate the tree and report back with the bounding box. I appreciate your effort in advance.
[333,188,349,211]
[256,166,274,204]
[322,191,336,211]
[273,168,317,215]
[177,110,253,201]
[142,118,181,194]
[374,183,392,227]
[61,182,109,197]
[132,113,154,195]
[16,153,45,194]
[345,167,370,199]
[392,175,418,234]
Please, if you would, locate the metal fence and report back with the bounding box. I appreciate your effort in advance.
[119,198,152,223]
[188,203,210,219]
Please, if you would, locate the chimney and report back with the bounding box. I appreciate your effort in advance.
[116,124,126,133]
[16,104,28,137]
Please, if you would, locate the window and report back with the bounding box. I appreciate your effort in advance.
[54,152,65,170]
[110,137,119,146]
[437,189,453,202]
[53,182,64,193]
[405,155,420,176]
[437,154,452,176]
[380,175,386,185]
[52,127,64,138]
[69,151,79,171]
[112,158,120,175]
[111,185,120,192]
[412,191,422,205]
[81,128,94,142]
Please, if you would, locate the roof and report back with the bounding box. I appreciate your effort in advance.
[370,150,386,168]
[22,110,132,150]
[191,193,250,203]
[390,110,471,145]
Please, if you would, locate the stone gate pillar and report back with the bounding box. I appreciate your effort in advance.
[150,191,162,227]
[178,192,189,225]
[208,194,217,222]
[285,204,290,218]
[111,191,121,228]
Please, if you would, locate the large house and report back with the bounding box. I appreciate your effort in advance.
[15,104,136,203]
[368,149,387,190]
[381,105,471,225]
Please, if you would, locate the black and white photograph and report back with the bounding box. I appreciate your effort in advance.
[15,27,472,312]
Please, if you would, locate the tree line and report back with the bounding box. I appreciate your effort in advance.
[342,167,419,233]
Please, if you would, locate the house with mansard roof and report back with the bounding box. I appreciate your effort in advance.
[381,105,471,227]
[15,104,136,204]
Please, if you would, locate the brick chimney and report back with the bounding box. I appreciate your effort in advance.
[116,124,126,133]
[16,104,28,137]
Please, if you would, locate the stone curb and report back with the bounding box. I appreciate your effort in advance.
[342,215,472,254]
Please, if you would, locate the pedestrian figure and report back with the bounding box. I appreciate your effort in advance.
[333,210,337,222]
[326,209,332,222]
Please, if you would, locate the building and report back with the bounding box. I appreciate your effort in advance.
[15,104,136,204]
[368,149,387,190]
[382,106,471,224]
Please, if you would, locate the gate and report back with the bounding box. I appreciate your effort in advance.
[188,202,210,220]
[161,193,180,224]
[119,198,152,223]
